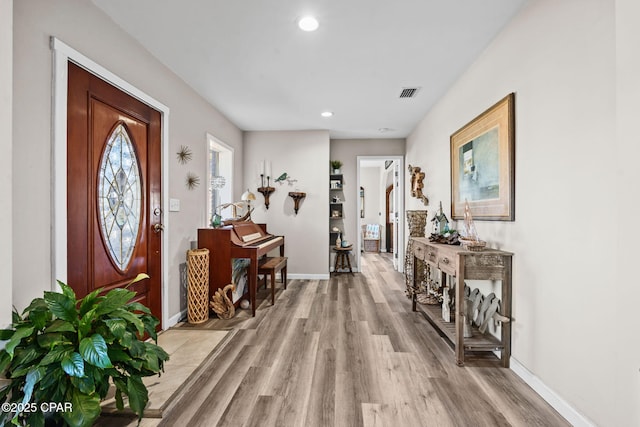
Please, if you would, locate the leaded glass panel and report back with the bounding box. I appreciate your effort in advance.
[98,123,142,271]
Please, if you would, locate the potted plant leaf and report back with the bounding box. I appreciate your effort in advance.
[0,273,169,427]
[330,160,343,174]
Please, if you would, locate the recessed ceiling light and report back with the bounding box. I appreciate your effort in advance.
[298,16,319,32]
[378,127,394,133]
[321,111,333,117]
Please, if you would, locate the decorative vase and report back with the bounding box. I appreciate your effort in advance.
[187,248,210,324]
[211,213,222,228]
[336,233,342,247]
[404,210,428,298]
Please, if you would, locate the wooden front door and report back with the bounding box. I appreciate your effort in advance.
[67,62,162,326]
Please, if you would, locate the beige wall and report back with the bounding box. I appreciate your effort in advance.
[1,0,13,328]
[615,0,640,424]
[12,0,242,321]
[243,130,330,277]
[407,0,629,425]
[360,166,381,228]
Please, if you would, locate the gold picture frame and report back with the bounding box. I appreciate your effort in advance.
[451,93,515,220]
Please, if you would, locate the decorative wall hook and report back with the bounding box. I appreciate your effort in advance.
[288,192,306,214]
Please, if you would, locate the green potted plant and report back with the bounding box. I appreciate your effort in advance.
[330,160,343,174]
[0,274,169,427]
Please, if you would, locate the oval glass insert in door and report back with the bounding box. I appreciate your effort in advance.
[97,122,142,271]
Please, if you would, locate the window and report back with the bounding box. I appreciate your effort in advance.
[206,133,233,225]
[98,123,141,271]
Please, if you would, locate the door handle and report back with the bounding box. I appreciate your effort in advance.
[153,223,164,233]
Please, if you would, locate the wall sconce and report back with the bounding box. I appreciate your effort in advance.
[288,192,306,214]
[258,174,275,209]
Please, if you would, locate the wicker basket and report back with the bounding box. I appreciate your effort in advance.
[416,293,440,305]
[187,248,210,324]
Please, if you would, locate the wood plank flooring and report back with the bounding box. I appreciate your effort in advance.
[104,253,570,427]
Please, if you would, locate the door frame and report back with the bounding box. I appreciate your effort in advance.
[385,184,393,252]
[356,155,404,273]
[51,37,170,328]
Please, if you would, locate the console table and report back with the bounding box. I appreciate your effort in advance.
[410,238,513,367]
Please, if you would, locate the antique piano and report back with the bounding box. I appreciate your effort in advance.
[198,222,285,316]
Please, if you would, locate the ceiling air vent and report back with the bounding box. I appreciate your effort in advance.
[399,87,421,99]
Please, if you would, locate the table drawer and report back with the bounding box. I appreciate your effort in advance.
[437,252,457,276]
[413,241,427,261]
[424,246,438,265]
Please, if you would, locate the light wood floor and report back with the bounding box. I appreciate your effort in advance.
[106,253,569,426]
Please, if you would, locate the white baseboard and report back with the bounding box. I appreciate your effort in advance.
[166,309,186,328]
[510,358,595,427]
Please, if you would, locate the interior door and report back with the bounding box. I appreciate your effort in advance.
[67,62,162,326]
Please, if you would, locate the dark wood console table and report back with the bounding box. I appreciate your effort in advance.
[410,238,513,367]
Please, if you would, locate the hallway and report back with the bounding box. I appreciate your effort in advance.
[103,253,568,426]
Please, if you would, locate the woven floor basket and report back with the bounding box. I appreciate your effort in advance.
[187,248,210,324]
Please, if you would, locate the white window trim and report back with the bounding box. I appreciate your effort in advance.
[51,37,171,328]
[206,132,234,225]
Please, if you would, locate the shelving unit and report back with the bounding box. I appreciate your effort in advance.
[329,174,344,259]
[410,238,513,367]
[330,202,343,219]
[329,174,343,191]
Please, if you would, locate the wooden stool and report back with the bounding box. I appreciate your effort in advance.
[258,256,288,305]
[333,246,353,274]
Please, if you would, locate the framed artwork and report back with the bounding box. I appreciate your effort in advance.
[450,93,515,220]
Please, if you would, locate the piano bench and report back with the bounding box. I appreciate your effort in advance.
[258,256,288,305]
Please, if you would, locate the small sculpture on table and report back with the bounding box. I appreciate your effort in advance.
[332,226,342,247]
[459,200,486,251]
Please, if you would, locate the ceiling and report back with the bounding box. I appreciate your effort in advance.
[92,0,527,139]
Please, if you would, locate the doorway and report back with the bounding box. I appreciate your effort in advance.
[52,38,170,327]
[356,156,404,273]
[386,184,394,253]
[67,63,163,324]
